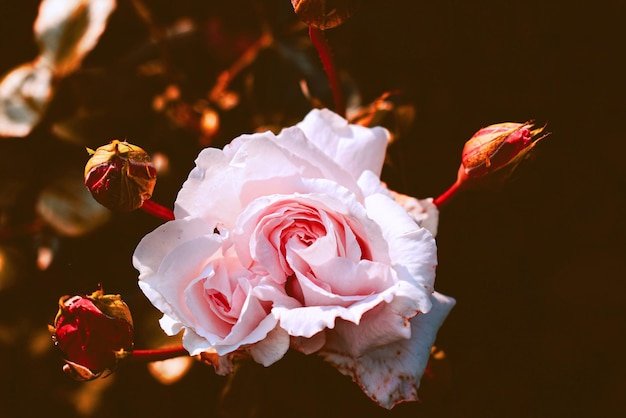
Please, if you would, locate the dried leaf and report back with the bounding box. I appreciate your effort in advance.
[0,60,54,138]
[35,0,117,77]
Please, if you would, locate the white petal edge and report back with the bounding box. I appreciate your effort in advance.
[319,291,455,409]
[296,108,390,180]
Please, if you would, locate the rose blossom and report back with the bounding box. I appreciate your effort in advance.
[133,108,454,408]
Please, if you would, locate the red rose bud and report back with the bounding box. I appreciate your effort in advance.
[84,140,157,212]
[458,122,548,183]
[49,288,134,380]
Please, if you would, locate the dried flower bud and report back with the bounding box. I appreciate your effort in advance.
[291,0,361,30]
[49,288,134,380]
[84,140,157,212]
[458,122,548,183]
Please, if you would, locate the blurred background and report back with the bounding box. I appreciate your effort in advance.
[0,0,624,417]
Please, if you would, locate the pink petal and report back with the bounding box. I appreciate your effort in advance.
[133,217,215,278]
[238,128,363,201]
[319,292,455,409]
[139,233,224,339]
[247,326,290,366]
[174,147,245,225]
[176,130,362,226]
[233,180,390,280]
[297,109,390,179]
[320,280,427,357]
[391,192,440,237]
[364,193,437,295]
[290,331,326,355]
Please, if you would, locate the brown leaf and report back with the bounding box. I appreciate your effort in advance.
[35,0,117,77]
[0,60,54,138]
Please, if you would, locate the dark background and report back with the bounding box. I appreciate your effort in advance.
[0,1,624,417]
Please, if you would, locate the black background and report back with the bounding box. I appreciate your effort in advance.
[0,1,625,417]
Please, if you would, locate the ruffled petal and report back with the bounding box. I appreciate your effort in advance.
[319,291,455,409]
[133,217,216,278]
[391,192,440,237]
[365,193,437,296]
[297,108,390,179]
[247,325,290,366]
[320,280,426,357]
[174,146,245,225]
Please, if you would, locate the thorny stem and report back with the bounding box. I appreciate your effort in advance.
[141,199,175,221]
[433,180,463,208]
[129,346,189,363]
[309,26,346,117]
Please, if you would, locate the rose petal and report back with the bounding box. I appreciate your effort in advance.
[297,108,390,179]
[365,193,437,296]
[274,280,421,340]
[190,275,281,355]
[175,129,362,225]
[319,291,455,409]
[302,257,395,298]
[133,217,216,278]
[357,170,394,198]
[139,234,224,335]
[174,147,243,224]
[234,179,391,278]
[273,305,351,337]
[197,349,235,376]
[391,192,440,237]
[320,280,426,357]
[290,331,326,355]
[247,325,290,366]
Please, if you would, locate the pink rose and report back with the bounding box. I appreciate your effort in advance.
[134,219,292,366]
[133,109,454,407]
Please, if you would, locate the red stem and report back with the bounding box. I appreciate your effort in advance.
[433,180,463,208]
[309,26,346,117]
[140,199,175,221]
[129,346,189,363]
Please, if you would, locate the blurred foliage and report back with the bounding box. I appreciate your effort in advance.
[1,0,625,418]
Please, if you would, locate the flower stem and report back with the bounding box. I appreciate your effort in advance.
[433,180,463,208]
[129,346,189,363]
[309,26,346,117]
[140,199,175,221]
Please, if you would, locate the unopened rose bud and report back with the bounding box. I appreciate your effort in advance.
[49,288,134,380]
[84,140,157,212]
[291,0,361,29]
[458,122,548,183]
